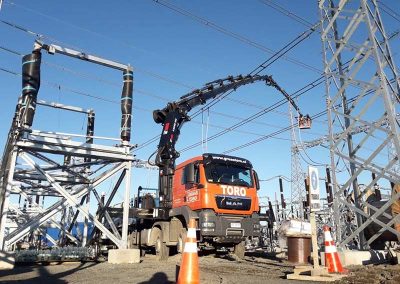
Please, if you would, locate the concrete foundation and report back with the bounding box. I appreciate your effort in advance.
[0,251,15,270]
[108,249,140,264]
[320,250,390,266]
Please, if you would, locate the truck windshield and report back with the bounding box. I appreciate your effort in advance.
[204,163,253,187]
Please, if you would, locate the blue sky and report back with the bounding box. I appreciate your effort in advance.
[1,0,399,207]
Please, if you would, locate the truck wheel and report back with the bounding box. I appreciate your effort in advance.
[177,229,187,254]
[233,241,246,260]
[154,228,169,261]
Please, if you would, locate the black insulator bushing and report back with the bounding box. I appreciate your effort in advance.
[21,51,41,127]
[85,111,95,163]
[120,70,133,142]
[86,111,95,144]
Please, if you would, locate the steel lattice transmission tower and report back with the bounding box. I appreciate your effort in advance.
[320,0,400,249]
[290,106,306,220]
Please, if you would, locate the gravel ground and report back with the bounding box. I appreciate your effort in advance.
[336,264,400,284]
[0,252,399,284]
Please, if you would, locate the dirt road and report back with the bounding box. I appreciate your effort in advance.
[0,252,304,284]
[0,252,399,283]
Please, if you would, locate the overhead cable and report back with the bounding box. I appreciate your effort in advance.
[258,0,314,28]
[0,19,193,90]
[179,76,325,153]
[152,0,321,73]
[378,1,400,24]
[221,76,396,155]
[135,21,320,151]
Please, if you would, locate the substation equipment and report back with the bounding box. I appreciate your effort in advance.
[1,0,400,258]
[0,40,138,255]
[289,0,400,251]
[320,0,400,250]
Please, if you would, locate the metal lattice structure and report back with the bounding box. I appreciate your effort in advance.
[320,0,400,249]
[0,41,136,252]
[289,106,306,220]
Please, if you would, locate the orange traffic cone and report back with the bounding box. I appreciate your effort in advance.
[323,225,348,274]
[177,219,200,284]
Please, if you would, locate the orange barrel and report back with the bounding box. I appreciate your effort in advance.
[287,236,311,264]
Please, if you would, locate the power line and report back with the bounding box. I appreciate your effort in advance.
[3,0,216,77]
[0,65,121,105]
[180,70,396,156]
[135,22,320,152]
[152,0,321,74]
[0,44,185,100]
[223,97,327,124]
[190,23,319,119]
[0,11,319,154]
[1,43,319,123]
[378,1,400,24]
[221,76,396,155]
[206,109,325,137]
[2,44,313,142]
[1,3,325,163]
[179,76,325,153]
[0,19,193,91]
[258,0,314,28]
[190,119,291,141]
[0,17,323,131]
[2,64,294,144]
[222,110,326,154]
[0,44,306,135]
[2,18,317,118]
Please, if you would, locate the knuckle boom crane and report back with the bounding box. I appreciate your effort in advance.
[125,73,310,260]
[152,74,310,212]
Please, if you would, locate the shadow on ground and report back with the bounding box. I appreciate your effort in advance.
[0,262,98,283]
[137,272,174,284]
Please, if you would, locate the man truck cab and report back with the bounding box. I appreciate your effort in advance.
[170,153,261,257]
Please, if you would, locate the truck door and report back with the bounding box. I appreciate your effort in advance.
[182,163,202,209]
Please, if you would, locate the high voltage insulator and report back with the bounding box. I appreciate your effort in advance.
[120,70,133,144]
[20,50,41,128]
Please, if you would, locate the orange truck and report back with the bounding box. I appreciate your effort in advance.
[171,153,261,255]
[126,74,309,260]
[127,153,261,260]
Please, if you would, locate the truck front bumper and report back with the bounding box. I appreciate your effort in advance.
[198,210,260,243]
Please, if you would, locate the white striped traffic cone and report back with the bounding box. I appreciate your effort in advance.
[323,225,347,274]
[177,219,200,284]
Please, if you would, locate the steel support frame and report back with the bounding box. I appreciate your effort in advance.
[11,184,80,245]
[320,0,400,249]
[19,152,124,246]
[1,141,131,250]
[289,105,306,219]
[0,147,18,248]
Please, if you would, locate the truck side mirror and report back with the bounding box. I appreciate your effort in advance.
[186,163,195,184]
[253,170,260,190]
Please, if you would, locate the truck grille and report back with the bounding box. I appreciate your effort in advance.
[215,196,251,211]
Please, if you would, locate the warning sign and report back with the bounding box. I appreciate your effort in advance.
[308,166,321,212]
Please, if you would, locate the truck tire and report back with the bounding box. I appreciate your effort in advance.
[233,241,246,260]
[153,227,169,261]
[177,228,187,254]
